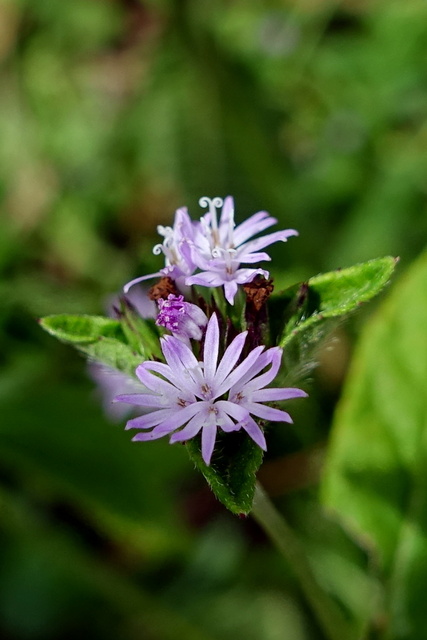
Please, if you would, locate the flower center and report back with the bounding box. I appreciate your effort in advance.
[200,383,213,399]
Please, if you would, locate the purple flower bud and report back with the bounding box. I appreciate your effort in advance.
[156,294,208,342]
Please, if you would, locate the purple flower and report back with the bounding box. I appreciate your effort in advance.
[186,196,299,304]
[123,207,197,293]
[156,294,208,342]
[115,314,307,465]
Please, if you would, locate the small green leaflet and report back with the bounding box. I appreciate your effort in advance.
[269,257,397,383]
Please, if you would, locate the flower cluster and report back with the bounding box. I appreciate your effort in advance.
[123,196,298,305]
[116,197,306,465]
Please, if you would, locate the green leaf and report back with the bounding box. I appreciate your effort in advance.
[186,431,264,515]
[40,314,126,344]
[39,314,155,376]
[321,250,427,639]
[269,257,397,382]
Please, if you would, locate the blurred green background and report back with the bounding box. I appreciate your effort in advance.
[1,0,426,638]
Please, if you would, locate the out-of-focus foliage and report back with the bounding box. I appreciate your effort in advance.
[0,0,426,638]
[323,249,427,640]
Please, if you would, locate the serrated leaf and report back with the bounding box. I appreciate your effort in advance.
[321,250,427,639]
[39,314,157,376]
[186,431,264,515]
[269,257,397,382]
[40,314,126,344]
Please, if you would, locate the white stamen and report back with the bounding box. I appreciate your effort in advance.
[198,196,224,237]
[153,243,164,255]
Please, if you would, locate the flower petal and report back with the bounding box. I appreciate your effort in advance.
[150,401,202,434]
[239,229,298,255]
[125,408,175,430]
[232,211,276,246]
[213,330,248,390]
[216,407,238,432]
[161,335,202,389]
[244,402,293,423]
[228,349,273,396]
[114,393,167,408]
[234,251,271,264]
[239,415,267,450]
[132,430,170,441]
[123,272,162,293]
[169,408,208,443]
[201,424,217,465]
[223,280,238,305]
[251,388,308,402]
[136,365,180,396]
[216,346,265,396]
[203,314,219,384]
[215,399,250,423]
[234,268,269,284]
[186,272,225,287]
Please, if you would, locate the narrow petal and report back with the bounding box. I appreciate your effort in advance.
[186,272,225,287]
[201,424,217,465]
[239,347,283,393]
[169,409,208,443]
[234,268,270,284]
[244,402,293,423]
[251,388,308,402]
[149,401,202,433]
[114,393,167,408]
[132,430,170,442]
[136,365,180,396]
[239,229,298,255]
[203,314,219,384]
[239,415,267,450]
[232,212,277,246]
[161,336,202,390]
[216,346,265,396]
[218,196,234,233]
[187,304,208,327]
[213,331,248,390]
[216,406,239,432]
[228,350,273,396]
[223,280,238,305]
[179,239,196,273]
[140,361,174,380]
[234,251,271,264]
[174,207,194,240]
[215,399,250,423]
[125,408,174,430]
[123,272,162,293]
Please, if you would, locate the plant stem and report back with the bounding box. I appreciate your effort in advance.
[252,482,352,640]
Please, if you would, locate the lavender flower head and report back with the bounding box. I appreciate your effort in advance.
[156,294,208,342]
[124,196,298,304]
[124,207,197,293]
[186,196,299,304]
[115,314,307,465]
